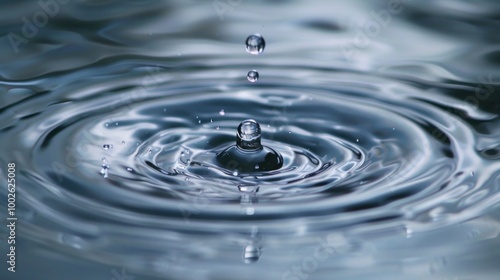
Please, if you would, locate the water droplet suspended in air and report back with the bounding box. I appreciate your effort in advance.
[243,244,261,264]
[219,109,225,116]
[247,70,259,82]
[100,158,109,178]
[245,34,265,55]
[216,126,220,131]
[103,144,113,150]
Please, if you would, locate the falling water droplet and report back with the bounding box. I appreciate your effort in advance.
[243,244,261,264]
[245,34,265,55]
[100,158,109,178]
[255,164,259,170]
[247,70,259,82]
[356,139,359,142]
[216,126,221,131]
[126,167,133,172]
[198,120,202,124]
[103,144,113,150]
[233,171,239,176]
[219,109,225,116]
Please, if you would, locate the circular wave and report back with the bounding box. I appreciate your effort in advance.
[2,59,498,277]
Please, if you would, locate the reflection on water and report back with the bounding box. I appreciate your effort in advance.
[0,0,500,279]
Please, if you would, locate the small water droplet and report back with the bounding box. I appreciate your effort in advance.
[103,144,113,150]
[288,131,292,134]
[219,109,225,116]
[255,164,259,170]
[247,70,259,82]
[115,122,118,126]
[185,177,190,181]
[238,185,260,193]
[198,120,202,124]
[105,123,109,127]
[100,158,109,178]
[470,171,475,176]
[148,150,152,154]
[392,127,396,130]
[245,34,265,55]
[210,119,213,123]
[181,152,185,157]
[126,167,133,172]
[243,244,261,264]
[216,126,220,130]
[246,208,255,215]
[233,171,239,176]
[356,139,359,142]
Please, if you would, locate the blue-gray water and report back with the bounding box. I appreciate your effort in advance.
[1,0,500,279]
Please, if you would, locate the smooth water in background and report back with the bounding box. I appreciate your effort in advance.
[1,0,500,279]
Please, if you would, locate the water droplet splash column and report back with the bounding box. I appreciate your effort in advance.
[216,120,283,174]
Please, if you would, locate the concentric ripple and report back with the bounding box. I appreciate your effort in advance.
[3,59,497,241]
[1,19,500,279]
